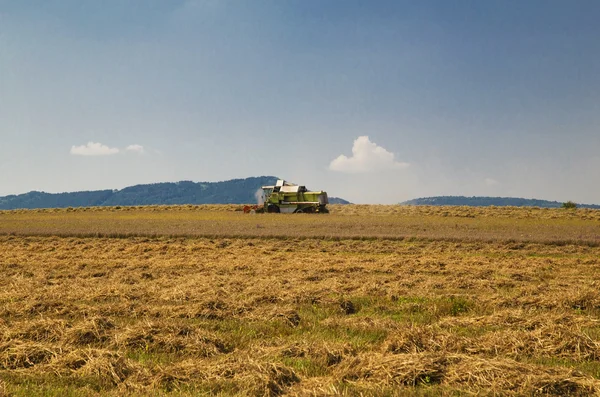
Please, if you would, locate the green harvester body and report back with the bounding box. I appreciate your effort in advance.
[261,180,329,213]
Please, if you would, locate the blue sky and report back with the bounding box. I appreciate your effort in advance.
[1,1,599,204]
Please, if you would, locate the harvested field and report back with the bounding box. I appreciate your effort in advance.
[1,205,600,395]
[1,204,599,244]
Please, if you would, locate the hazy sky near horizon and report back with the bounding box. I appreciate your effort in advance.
[1,0,599,204]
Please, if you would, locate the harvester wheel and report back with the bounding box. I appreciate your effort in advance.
[267,205,280,213]
[295,208,304,214]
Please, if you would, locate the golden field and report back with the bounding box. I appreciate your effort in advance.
[1,204,599,244]
[1,205,600,396]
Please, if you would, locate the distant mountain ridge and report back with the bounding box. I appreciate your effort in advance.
[401,196,600,209]
[328,197,351,205]
[0,177,350,210]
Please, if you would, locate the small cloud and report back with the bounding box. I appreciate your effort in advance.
[329,136,409,173]
[484,177,500,186]
[70,142,119,156]
[125,144,145,154]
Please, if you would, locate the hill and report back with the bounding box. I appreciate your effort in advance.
[0,177,279,210]
[328,197,351,205]
[401,196,600,209]
[0,177,350,210]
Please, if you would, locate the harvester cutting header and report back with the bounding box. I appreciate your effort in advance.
[244,180,329,214]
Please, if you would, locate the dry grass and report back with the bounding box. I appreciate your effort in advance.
[0,204,599,245]
[0,205,600,395]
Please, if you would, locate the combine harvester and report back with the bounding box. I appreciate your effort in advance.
[244,180,329,214]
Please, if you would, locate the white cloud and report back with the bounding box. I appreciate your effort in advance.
[125,144,145,154]
[70,142,147,156]
[329,136,409,173]
[484,177,500,186]
[70,142,119,156]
